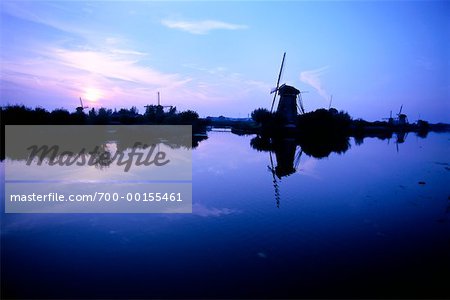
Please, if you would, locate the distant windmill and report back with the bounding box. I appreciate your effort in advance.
[382,110,394,124]
[396,104,408,125]
[76,97,89,113]
[145,91,175,115]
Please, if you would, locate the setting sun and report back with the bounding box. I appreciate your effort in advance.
[83,88,102,102]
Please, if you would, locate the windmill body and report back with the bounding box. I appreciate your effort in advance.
[397,114,408,125]
[276,84,300,128]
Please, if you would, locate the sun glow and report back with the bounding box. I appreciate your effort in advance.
[84,88,102,102]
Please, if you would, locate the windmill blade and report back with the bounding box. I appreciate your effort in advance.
[270,52,286,112]
[297,93,306,114]
[269,150,275,174]
[270,87,278,94]
[79,97,83,107]
[270,88,277,112]
[268,151,280,208]
[398,105,403,115]
[294,148,303,169]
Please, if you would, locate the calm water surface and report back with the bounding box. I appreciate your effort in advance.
[1,131,449,298]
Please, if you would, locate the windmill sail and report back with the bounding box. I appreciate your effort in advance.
[271,52,286,112]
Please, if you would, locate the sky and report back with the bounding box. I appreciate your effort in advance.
[0,1,449,122]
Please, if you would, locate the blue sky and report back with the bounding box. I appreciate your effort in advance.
[1,1,449,122]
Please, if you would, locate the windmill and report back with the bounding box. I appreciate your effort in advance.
[145,91,175,115]
[382,110,394,124]
[396,104,408,125]
[76,97,89,113]
[382,105,408,126]
[269,52,303,128]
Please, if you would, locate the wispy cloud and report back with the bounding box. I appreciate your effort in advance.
[179,63,270,107]
[51,48,185,87]
[300,66,330,101]
[1,1,90,38]
[161,19,247,34]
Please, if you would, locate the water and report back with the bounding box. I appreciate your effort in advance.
[1,131,449,298]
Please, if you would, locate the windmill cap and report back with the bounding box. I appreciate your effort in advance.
[278,84,300,95]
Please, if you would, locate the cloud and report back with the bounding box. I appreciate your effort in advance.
[109,49,147,56]
[1,1,90,38]
[51,48,185,87]
[300,66,330,101]
[161,19,247,34]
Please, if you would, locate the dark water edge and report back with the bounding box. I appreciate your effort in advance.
[1,132,449,299]
[2,230,448,300]
[2,232,448,299]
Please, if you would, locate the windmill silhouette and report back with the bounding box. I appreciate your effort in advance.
[382,110,394,124]
[396,105,408,125]
[383,105,408,126]
[76,97,89,113]
[270,52,305,128]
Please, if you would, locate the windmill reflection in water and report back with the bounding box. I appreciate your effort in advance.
[266,138,303,208]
